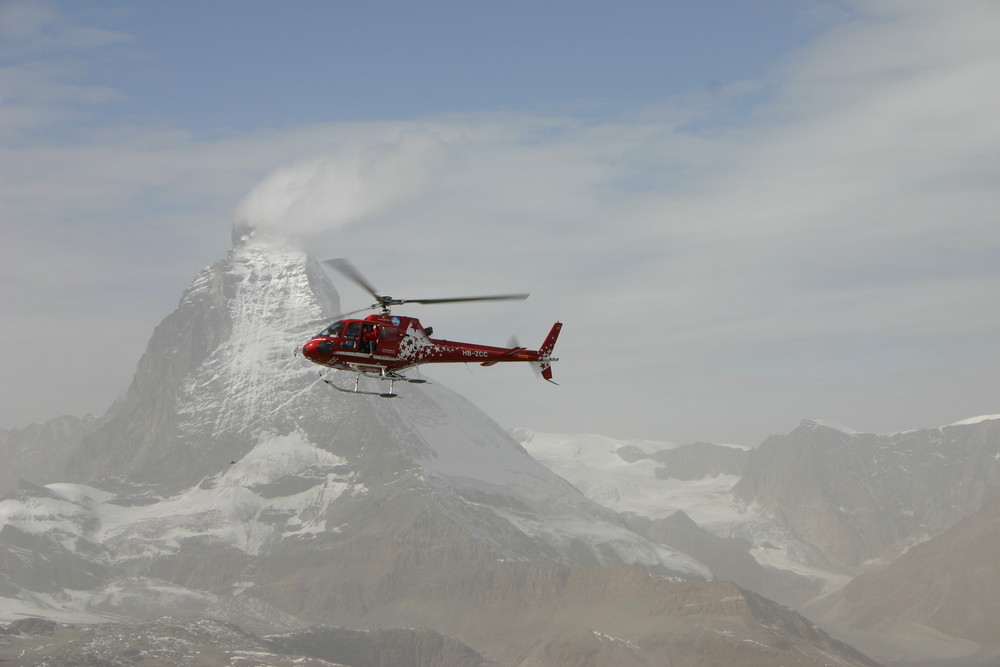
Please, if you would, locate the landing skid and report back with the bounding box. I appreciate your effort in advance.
[320,369,427,398]
[322,376,398,398]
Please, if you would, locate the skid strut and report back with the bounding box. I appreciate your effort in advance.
[320,368,427,398]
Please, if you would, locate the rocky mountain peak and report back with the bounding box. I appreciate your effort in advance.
[63,239,341,490]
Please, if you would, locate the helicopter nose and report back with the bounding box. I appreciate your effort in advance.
[301,339,321,361]
[301,338,334,363]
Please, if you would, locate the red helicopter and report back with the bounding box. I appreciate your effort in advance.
[301,259,562,397]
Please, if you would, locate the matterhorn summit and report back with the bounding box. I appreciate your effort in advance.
[64,230,341,489]
[0,229,880,666]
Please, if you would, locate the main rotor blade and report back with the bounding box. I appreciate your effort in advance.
[322,258,381,300]
[403,293,530,305]
[328,306,378,321]
[296,316,338,332]
[299,306,376,334]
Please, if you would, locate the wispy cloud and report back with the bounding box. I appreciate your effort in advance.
[0,1,130,54]
[233,130,451,244]
[0,0,132,137]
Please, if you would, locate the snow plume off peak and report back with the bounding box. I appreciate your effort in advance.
[232,132,447,246]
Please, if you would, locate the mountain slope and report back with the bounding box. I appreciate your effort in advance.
[811,486,1000,665]
[0,617,487,666]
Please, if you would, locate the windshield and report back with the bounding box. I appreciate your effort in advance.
[317,320,346,338]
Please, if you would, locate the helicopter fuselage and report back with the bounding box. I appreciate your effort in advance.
[301,313,561,379]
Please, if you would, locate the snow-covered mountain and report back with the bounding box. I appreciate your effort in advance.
[62,238,342,490]
[512,430,748,526]
[515,418,1000,598]
[1,232,881,665]
[512,429,836,605]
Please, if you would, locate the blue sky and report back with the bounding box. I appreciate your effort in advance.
[42,1,815,129]
[3,0,1000,444]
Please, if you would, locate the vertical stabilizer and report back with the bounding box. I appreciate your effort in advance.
[538,322,562,383]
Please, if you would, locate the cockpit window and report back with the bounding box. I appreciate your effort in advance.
[318,320,346,338]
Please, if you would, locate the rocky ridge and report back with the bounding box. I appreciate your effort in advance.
[734,418,1000,568]
[0,414,97,498]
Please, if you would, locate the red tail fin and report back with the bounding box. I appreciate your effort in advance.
[538,322,562,384]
